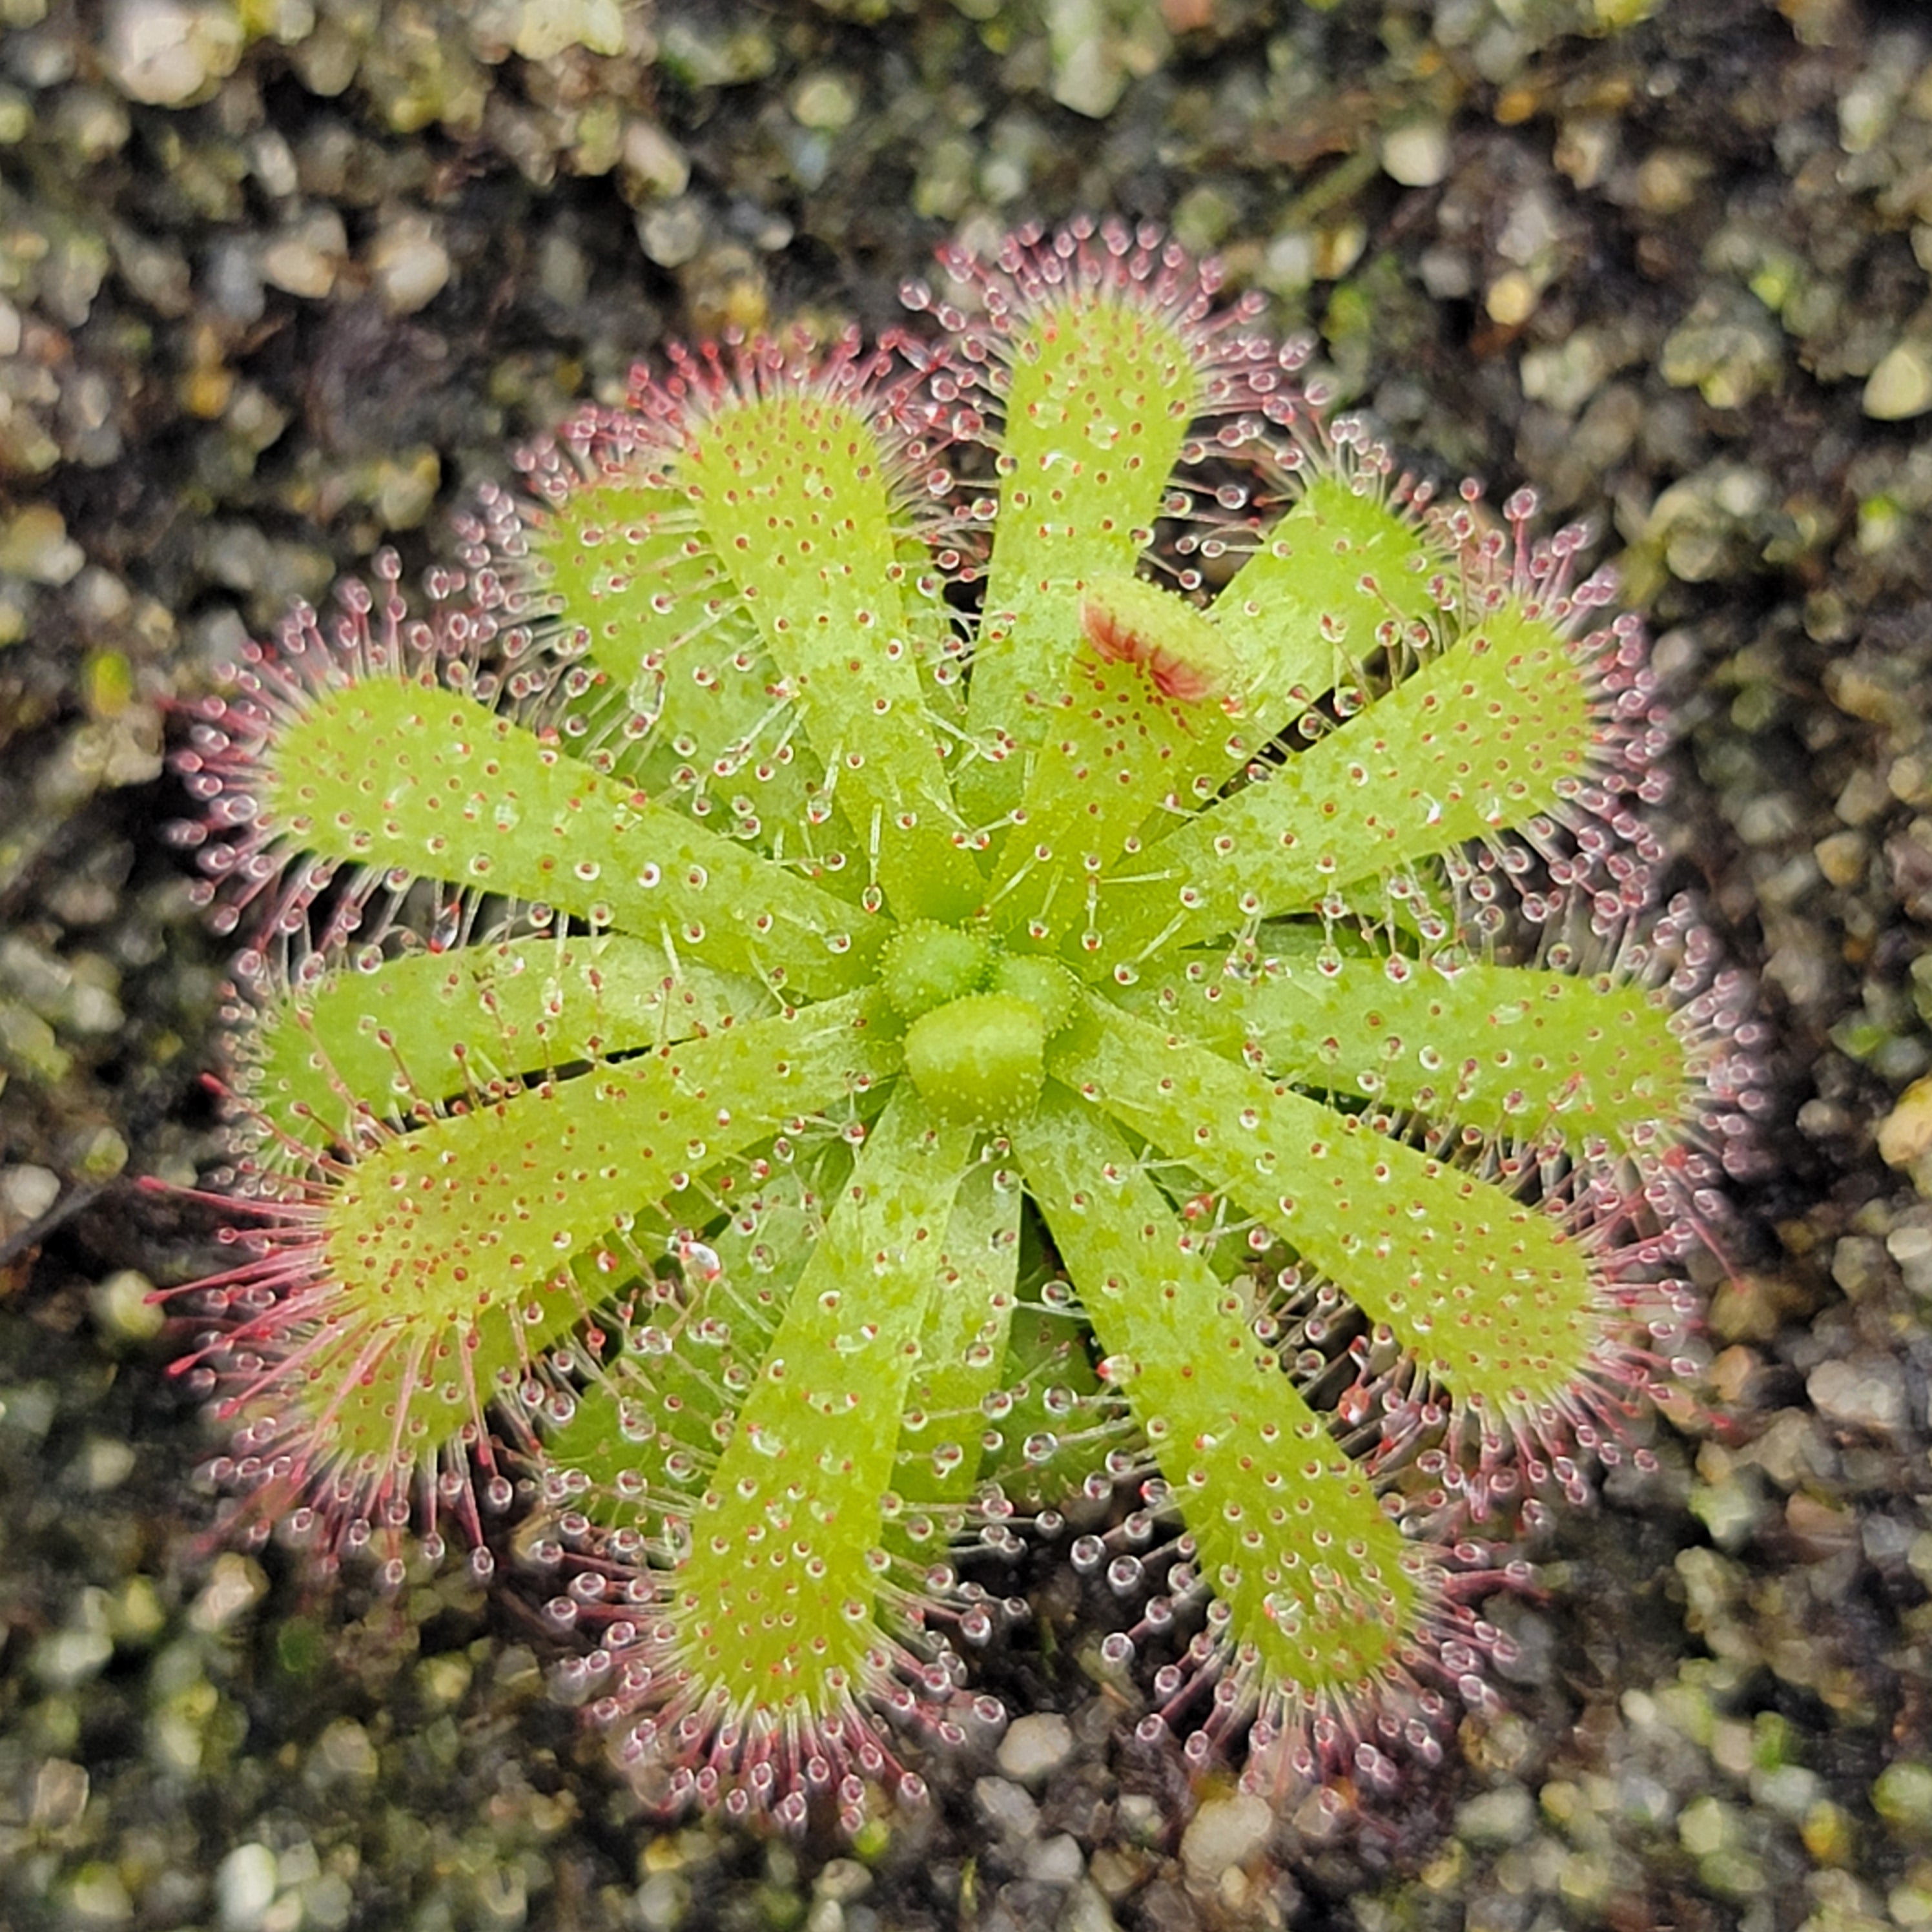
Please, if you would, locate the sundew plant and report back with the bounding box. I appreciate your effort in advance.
[172,220,1745,1833]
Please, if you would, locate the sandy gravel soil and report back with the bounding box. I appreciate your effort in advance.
[4,2,1931,1928]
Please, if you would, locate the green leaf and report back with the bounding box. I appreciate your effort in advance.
[1089,608,1603,968]
[962,293,1206,822]
[1049,998,1607,1427]
[262,677,874,997]
[666,1089,972,1721]
[682,391,983,922]
[1016,1088,1430,1706]
[1112,952,1691,1156]
[252,936,759,1148]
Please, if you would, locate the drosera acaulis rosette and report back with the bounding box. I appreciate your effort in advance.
[168,217,1754,1832]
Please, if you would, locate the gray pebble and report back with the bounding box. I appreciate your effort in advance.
[1059,1882,1122,1932]
[974,1774,1040,1840]
[1457,1783,1537,1847]
[1808,1356,1910,1434]
[1024,1833,1084,1884]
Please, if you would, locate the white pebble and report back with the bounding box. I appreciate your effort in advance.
[369,216,451,316]
[261,212,348,301]
[0,1164,60,1222]
[996,1711,1075,1783]
[1864,343,1932,420]
[103,0,242,107]
[1382,120,1451,187]
[216,1842,280,1932]
[1180,1791,1273,1883]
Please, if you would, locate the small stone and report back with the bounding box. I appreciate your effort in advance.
[367,214,450,316]
[1025,1834,1084,1884]
[30,1758,90,1831]
[996,1712,1075,1783]
[261,211,347,300]
[372,449,441,529]
[973,1775,1039,1839]
[1836,766,1891,827]
[633,1871,686,1931]
[77,1436,137,1491]
[245,127,298,199]
[315,1717,380,1780]
[1708,1344,1765,1405]
[1170,184,1236,254]
[1689,1470,1765,1550]
[276,1844,321,1891]
[1381,119,1451,187]
[0,1163,61,1224]
[304,1873,353,1932]
[1840,72,1902,153]
[1813,829,1867,887]
[1260,230,1316,294]
[205,237,265,323]
[537,232,590,307]
[812,1862,870,1905]
[1877,1074,1932,1167]
[1179,1792,1272,1883]
[621,119,690,200]
[65,1864,134,1925]
[31,1619,113,1689]
[188,1553,267,1633]
[0,504,85,585]
[107,1576,165,1646]
[636,199,705,268]
[1417,244,1472,300]
[1887,1224,1932,1297]
[1311,221,1366,281]
[54,87,132,163]
[1486,270,1538,327]
[103,0,243,106]
[216,1842,280,1932]
[1636,149,1707,215]
[1678,1793,1739,1858]
[791,71,858,132]
[512,0,626,61]
[1864,343,1932,421]
[1554,114,1616,189]
[1457,1783,1537,1847]
[1520,331,1610,414]
[1807,1355,1909,1435]
[1059,1882,1122,1932]
[1874,1761,1932,1832]
[1660,314,1782,409]
[1047,0,1130,119]
[1800,1797,1856,1864]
